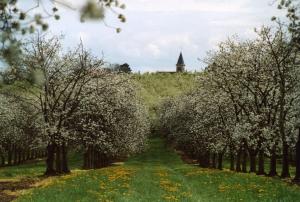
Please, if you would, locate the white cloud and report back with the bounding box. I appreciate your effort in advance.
[125,0,251,13]
[145,43,161,57]
[40,0,285,72]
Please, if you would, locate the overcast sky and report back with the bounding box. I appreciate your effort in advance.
[40,0,284,72]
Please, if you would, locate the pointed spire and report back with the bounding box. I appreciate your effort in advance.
[176,52,185,73]
[177,52,185,66]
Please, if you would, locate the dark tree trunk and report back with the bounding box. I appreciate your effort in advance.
[0,155,5,166]
[293,128,300,183]
[87,147,92,169]
[96,152,101,168]
[83,146,112,170]
[61,143,70,173]
[22,151,26,162]
[104,155,110,167]
[236,149,241,172]
[230,152,235,171]
[26,150,30,161]
[205,151,210,168]
[85,146,94,169]
[13,147,18,165]
[7,149,12,166]
[45,144,56,176]
[257,150,265,175]
[20,150,23,163]
[34,150,38,159]
[18,150,22,164]
[281,141,290,178]
[83,149,89,169]
[91,146,95,169]
[198,153,205,168]
[99,154,110,168]
[211,153,217,169]
[31,150,35,159]
[56,145,62,173]
[269,146,277,176]
[218,153,223,170]
[198,151,210,168]
[249,152,256,173]
[242,149,247,173]
[28,151,32,160]
[198,154,203,167]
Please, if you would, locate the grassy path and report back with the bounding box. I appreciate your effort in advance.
[11,138,300,201]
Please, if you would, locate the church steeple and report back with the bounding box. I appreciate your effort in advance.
[176,52,185,72]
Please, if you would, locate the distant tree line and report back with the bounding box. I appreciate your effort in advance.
[106,63,132,73]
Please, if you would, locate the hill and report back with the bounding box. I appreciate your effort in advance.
[133,72,197,121]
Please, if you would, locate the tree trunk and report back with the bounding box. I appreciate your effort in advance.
[230,152,235,171]
[199,151,210,168]
[36,150,40,158]
[0,155,5,166]
[56,145,62,173]
[45,144,56,176]
[18,150,22,164]
[257,150,265,175]
[61,142,70,173]
[31,150,35,159]
[91,146,95,169]
[242,149,247,173]
[83,149,89,169]
[86,146,93,169]
[96,152,101,168]
[281,141,290,178]
[236,149,241,172]
[26,150,30,161]
[205,151,210,168]
[7,149,12,166]
[211,153,217,169]
[293,128,300,183]
[249,152,256,173]
[278,80,290,178]
[269,145,277,176]
[198,153,205,167]
[22,150,26,163]
[13,147,18,165]
[218,153,223,170]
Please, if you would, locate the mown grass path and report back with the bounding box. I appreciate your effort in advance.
[15,138,300,202]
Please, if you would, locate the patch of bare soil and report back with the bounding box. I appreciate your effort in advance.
[0,192,16,202]
[0,178,38,202]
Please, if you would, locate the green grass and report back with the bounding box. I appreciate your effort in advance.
[14,138,300,202]
[222,159,296,178]
[0,152,82,180]
[0,161,45,180]
[133,73,196,120]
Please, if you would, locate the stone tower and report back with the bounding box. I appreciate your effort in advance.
[176,52,185,72]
